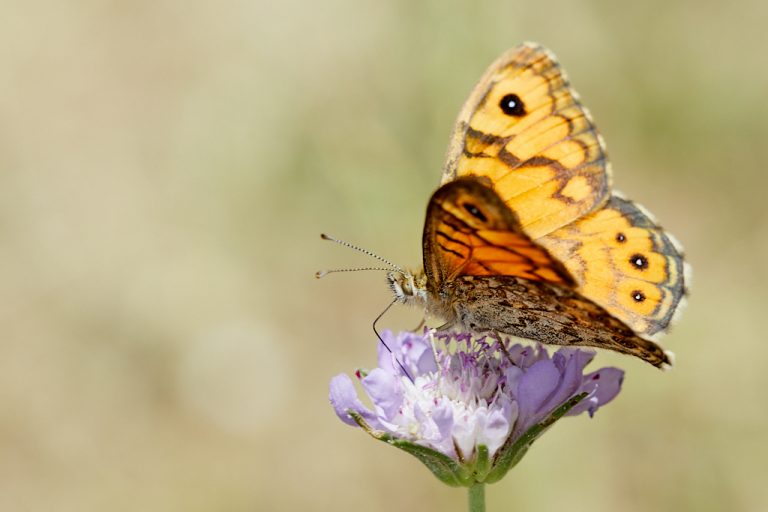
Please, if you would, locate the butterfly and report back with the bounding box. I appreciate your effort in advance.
[384,42,689,368]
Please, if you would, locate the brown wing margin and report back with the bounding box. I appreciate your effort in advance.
[422,176,575,293]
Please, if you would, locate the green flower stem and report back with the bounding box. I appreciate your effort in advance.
[468,483,485,512]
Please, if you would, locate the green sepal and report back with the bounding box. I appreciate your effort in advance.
[348,411,473,487]
[387,437,472,487]
[484,392,588,484]
[469,444,492,482]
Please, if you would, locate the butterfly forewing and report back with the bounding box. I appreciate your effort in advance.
[442,42,610,239]
[422,177,574,291]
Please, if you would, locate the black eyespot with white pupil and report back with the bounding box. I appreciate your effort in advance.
[499,93,526,117]
[630,254,648,270]
[616,232,626,243]
[632,290,645,302]
[463,203,487,222]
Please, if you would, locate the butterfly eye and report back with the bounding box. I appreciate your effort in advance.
[463,202,487,222]
[499,93,526,117]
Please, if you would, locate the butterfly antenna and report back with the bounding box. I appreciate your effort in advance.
[320,233,404,273]
[373,298,414,383]
[315,267,395,279]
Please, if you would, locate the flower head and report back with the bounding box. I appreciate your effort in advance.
[329,330,623,486]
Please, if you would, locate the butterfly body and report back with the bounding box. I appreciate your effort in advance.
[385,42,689,368]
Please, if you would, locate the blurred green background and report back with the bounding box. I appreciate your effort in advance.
[1,0,766,510]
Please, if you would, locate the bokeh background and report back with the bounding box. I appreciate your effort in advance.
[1,0,766,510]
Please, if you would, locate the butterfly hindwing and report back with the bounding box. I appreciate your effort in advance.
[539,195,689,338]
[442,42,610,239]
[445,274,672,368]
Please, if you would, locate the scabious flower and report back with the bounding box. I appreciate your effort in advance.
[329,330,623,487]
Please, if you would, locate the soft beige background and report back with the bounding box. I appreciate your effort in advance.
[1,1,766,511]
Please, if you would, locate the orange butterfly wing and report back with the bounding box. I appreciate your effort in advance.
[422,176,574,291]
[442,42,609,239]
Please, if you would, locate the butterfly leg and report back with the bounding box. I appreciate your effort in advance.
[430,320,456,333]
[490,331,515,365]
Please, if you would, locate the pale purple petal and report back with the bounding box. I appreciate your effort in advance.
[431,400,454,441]
[376,330,435,377]
[414,344,438,375]
[477,408,511,455]
[502,365,523,391]
[516,359,560,425]
[329,374,380,427]
[506,400,519,430]
[413,401,427,425]
[376,330,400,374]
[568,367,624,417]
[399,331,430,366]
[494,393,518,426]
[510,344,543,368]
[452,409,478,459]
[537,350,595,416]
[425,400,456,457]
[361,368,403,420]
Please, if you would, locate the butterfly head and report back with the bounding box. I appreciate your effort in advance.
[387,269,428,307]
[318,234,428,305]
